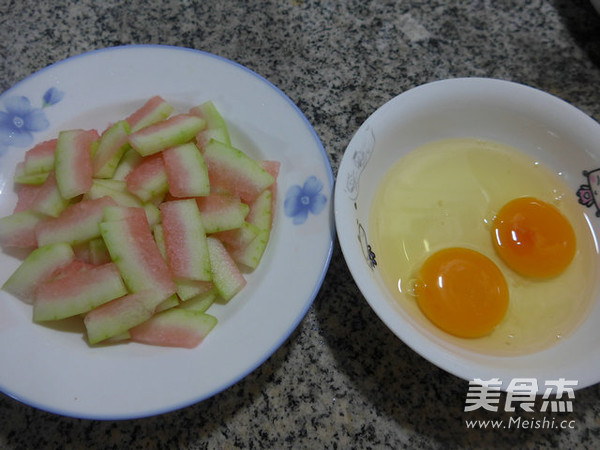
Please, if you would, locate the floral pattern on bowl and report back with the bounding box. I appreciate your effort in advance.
[0,87,64,155]
[284,175,328,225]
[578,168,600,217]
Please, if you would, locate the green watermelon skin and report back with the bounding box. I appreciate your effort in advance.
[0,210,44,249]
[129,308,217,348]
[203,140,275,204]
[206,236,246,302]
[162,142,210,198]
[35,196,118,247]
[92,120,131,179]
[189,100,231,147]
[28,172,70,218]
[2,242,75,303]
[125,95,174,133]
[195,192,249,234]
[128,114,205,157]
[125,153,169,202]
[100,209,177,299]
[54,129,98,199]
[160,199,211,282]
[33,262,128,322]
[23,139,57,175]
[83,289,167,344]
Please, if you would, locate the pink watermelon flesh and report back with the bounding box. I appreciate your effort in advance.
[14,183,44,213]
[125,153,169,202]
[23,139,57,174]
[27,172,70,218]
[35,196,118,247]
[261,160,280,179]
[129,308,217,348]
[33,262,128,322]
[160,199,211,282]
[54,129,98,199]
[203,140,274,204]
[0,210,44,248]
[125,96,174,133]
[128,114,205,157]
[2,242,75,303]
[84,289,166,344]
[162,142,210,198]
[53,260,95,279]
[92,120,131,178]
[99,210,177,298]
[195,192,249,233]
[212,222,259,251]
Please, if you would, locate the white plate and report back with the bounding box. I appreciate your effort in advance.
[0,45,334,419]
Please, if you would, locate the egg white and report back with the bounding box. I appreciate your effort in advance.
[369,138,599,356]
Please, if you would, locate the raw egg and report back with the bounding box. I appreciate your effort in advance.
[492,196,576,278]
[415,247,509,339]
[369,138,598,356]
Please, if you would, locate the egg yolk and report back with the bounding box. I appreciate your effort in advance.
[415,247,509,339]
[492,197,576,278]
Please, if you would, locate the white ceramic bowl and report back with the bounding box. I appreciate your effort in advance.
[335,78,600,393]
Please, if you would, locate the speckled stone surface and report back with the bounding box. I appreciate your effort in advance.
[1,0,600,448]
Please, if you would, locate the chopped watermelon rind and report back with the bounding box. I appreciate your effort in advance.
[206,236,246,302]
[190,100,231,146]
[93,120,131,179]
[35,196,117,247]
[129,114,206,157]
[126,96,175,133]
[2,242,75,302]
[160,199,212,282]
[0,96,279,349]
[179,288,216,312]
[83,289,165,344]
[203,139,275,203]
[0,209,45,248]
[129,308,217,348]
[196,193,250,234]
[54,129,96,199]
[162,142,210,198]
[99,214,176,298]
[33,262,128,322]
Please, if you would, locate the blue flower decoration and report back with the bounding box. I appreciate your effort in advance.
[284,175,327,225]
[42,87,64,107]
[0,87,64,152]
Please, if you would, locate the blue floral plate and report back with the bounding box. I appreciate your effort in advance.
[0,45,334,419]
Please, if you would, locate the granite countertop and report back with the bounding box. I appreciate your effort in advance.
[1,0,600,448]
